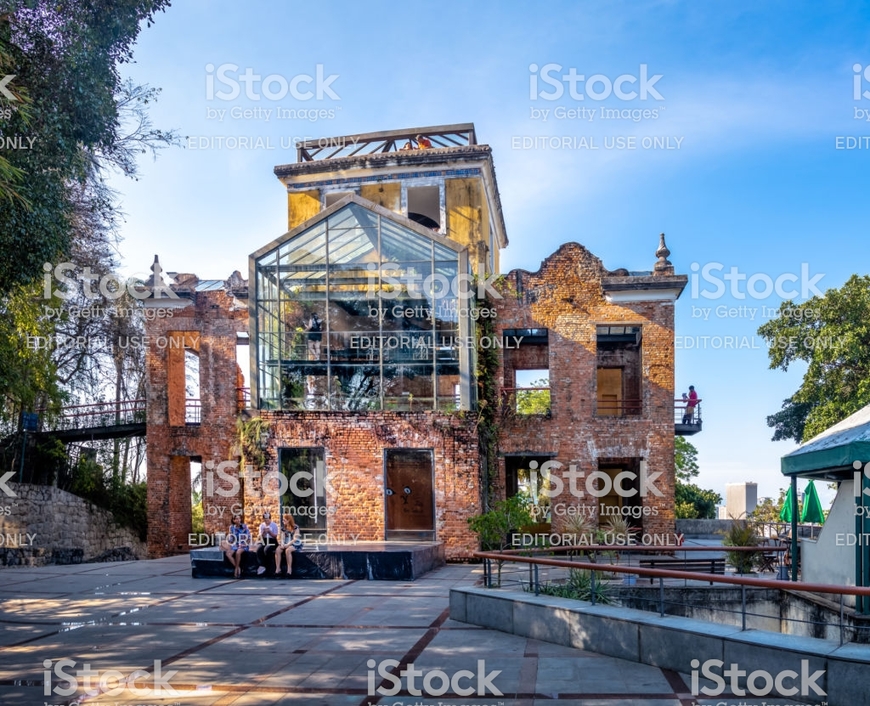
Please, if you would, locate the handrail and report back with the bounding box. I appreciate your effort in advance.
[36,399,146,416]
[473,549,870,597]
[498,544,786,555]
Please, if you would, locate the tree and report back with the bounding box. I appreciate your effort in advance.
[0,2,172,292]
[515,378,550,415]
[675,436,699,481]
[0,3,175,426]
[749,489,787,523]
[674,436,721,519]
[0,3,173,526]
[467,494,534,586]
[757,275,870,442]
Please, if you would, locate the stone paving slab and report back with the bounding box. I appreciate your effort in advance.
[0,556,839,705]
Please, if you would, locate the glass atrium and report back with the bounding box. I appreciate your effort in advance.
[252,199,474,411]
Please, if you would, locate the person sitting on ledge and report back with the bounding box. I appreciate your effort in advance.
[275,514,300,576]
[256,511,280,576]
[221,514,252,579]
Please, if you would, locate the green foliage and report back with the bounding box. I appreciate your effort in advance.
[675,483,721,519]
[236,416,270,470]
[0,2,172,293]
[757,275,870,442]
[474,294,500,505]
[70,456,147,541]
[0,282,64,423]
[191,490,204,535]
[468,494,535,551]
[673,437,720,518]
[515,378,551,415]
[722,519,760,574]
[749,489,788,523]
[535,568,614,604]
[674,436,699,481]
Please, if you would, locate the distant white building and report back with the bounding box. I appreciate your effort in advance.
[724,482,758,519]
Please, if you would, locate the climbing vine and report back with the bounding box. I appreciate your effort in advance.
[475,290,502,510]
[236,416,271,470]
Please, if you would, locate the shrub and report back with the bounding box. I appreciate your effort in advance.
[722,519,760,574]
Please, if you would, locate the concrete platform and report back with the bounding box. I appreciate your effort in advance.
[0,556,819,704]
[190,541,445,580]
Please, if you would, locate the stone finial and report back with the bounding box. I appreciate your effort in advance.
[654,233,673,274]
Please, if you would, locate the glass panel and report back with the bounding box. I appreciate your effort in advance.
[280,222,328,267]
[383,365,433,409]
[327,226,377,265]
[253,203,472,412]
[328,363,382,410]
[326,202,377,232]
[380,218,433,264]
[280,448,327,531]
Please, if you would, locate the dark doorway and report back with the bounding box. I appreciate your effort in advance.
[384,449,435,540]
[279,448,327,531]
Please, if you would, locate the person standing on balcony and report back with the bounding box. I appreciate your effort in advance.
[683,385,699,424]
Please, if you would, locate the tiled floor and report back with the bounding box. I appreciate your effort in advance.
[0,557,826,705]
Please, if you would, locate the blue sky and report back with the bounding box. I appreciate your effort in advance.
[109,0,870,507]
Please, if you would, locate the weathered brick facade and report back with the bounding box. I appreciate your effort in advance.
[259,412,480,558]
[144,276,248,557]
[144,125,689,560]
[492,243,686,540]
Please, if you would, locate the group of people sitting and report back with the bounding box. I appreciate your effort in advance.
[219,511,301,578]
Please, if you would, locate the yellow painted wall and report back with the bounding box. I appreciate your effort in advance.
[288,190,321,230]
[360,183,401,212]
[446,177,489,275]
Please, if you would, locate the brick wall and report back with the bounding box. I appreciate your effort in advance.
[145,283,248,557]
[491,242,682,540]
[145,240,685,559]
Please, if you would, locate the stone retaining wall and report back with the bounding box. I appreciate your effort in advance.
[0,482,147,566]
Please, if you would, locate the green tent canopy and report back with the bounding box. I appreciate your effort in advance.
[800,480,826,524]
[779,484,798,522]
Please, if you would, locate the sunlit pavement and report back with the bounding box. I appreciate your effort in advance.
[0,557,819,705]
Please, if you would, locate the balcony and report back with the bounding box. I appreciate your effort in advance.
[185,399,201,425]
[674,398,702,436]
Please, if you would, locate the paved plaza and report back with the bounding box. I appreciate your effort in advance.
[0,557,825,705]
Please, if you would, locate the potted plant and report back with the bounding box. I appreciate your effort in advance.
[722,519,761,575]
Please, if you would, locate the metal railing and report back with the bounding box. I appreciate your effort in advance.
[185,399,201,425]
[237,387,251,410]
[296,123,477,162]
[596,399,642,417]
[37,399,147,432]
[475,545,870,644]
[675,398,702,425]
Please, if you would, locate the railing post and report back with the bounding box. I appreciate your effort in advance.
[484,558,490,588]
[534,564,539,596]
[840,593,845,646]
[659,576,664,617]
[590,571,596,606]
[741,584,746,631]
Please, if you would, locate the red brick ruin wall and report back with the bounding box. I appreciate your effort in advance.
[491,243,678,539]
[145,290,248,556]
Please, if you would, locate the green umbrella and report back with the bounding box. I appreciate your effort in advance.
[779,485,798,522]
[800,480,825,524]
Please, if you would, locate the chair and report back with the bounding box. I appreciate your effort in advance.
[757,538,779,573]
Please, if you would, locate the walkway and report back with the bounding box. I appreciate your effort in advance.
[0,557,813,705]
